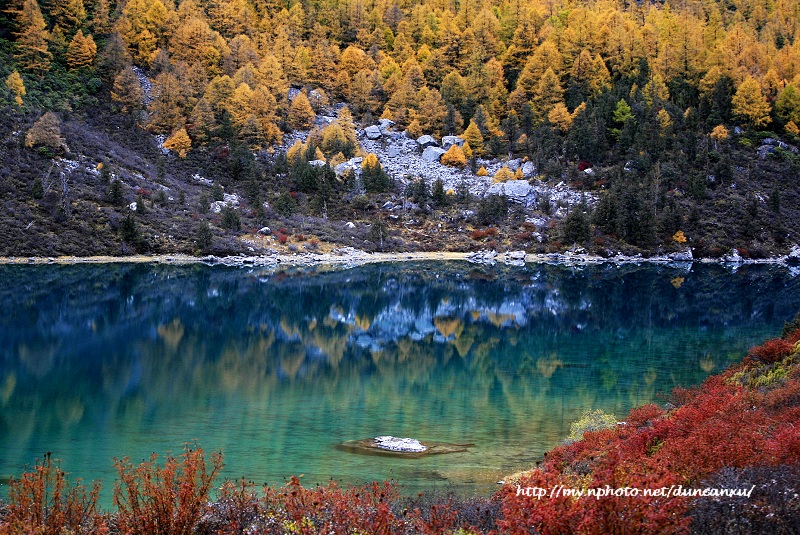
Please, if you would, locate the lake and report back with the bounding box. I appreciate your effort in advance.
[1,261,798,506]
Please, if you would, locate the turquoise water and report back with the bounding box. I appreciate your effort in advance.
[0,261,798,506]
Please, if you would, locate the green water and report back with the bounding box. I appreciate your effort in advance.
[0,261,798,506]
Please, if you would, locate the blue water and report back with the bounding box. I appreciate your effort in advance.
[0,261,798,507]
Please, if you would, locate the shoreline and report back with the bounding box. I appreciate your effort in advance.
[0,249,799,268]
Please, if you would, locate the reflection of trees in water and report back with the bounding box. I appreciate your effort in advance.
[1,262,798,452]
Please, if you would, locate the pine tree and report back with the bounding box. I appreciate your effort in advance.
[5,71,26,106]
[14,0,52,75]
[66,30,97,69]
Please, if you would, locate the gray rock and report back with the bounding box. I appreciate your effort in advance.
[787,245,800,264]
[388,145,400,158]
[345,222,356,229]
[422,146,446,162]
[507,158,522,171]
[669,249,693,261]
[484,180,534,206]
[382,201,394,210]
[521,161,536,178]
[309,159,327,167]
[257,227,271,235]
[128,201,137,211]
[722,248,744,263]
[508,250,526,260]
[378,118,395,130]
[416,135,438,148]
[365,125,382,139]
[441,136,465,149]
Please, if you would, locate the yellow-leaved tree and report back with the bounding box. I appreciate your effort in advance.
[14,0,52,75]
[66,30,97,69]
[288,91,315,130]
[163,128,191,158]
[441,144,467,167]
[732,76,771,129]
[5,71,26,106]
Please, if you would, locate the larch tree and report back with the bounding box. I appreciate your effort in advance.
[288,91,316,130]
[148,72,186,133]
[163,127,192,157]
[532,67,564,121]
[14,0,52,75]
[51,0,86,30]
[66,30,97,69]
[111,66,144,113]
[732,76,772,129]
[5,71,26,106]
[460,119,485,157]
[25,111,65,151]
[776,85,800,125]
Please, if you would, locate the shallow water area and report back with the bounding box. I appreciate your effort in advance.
[0,261,798,508]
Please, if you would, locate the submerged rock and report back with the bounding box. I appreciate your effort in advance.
[338,436,474,458]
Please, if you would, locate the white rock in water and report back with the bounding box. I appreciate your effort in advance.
[128,202,137,211]
[374,436,427,452]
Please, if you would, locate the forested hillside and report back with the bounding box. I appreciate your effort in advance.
[1,0,800,256]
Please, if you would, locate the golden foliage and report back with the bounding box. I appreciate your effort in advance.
[111,67,143,113]
[289,91,315,130]
[163,128,191,158]
[5,71,26,106]
[732,77,772,128]
[66,30,97,69]
[476,166,488,177]
[673,230,687,244]
[440,144,467,167]
[25,111,64,150]
[493,167,514,183]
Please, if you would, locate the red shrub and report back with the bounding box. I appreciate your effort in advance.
[277,233,288,244]
[748,338,795,363]
[0,453,106,534]
[113,446,223,535]
[295,234,306,241]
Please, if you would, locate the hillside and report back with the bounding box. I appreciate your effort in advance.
[1,0,800,257]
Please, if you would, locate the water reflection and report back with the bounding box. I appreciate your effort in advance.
[0,262,798,501]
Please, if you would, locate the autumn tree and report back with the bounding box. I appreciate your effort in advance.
[289,91,316,130]
[710,124,728,150]
[51,0,86,30]
[776,85,800,125]
[148,72,186,133]
[441,144,467,167]
[25,112,65,152]
[163,127,191,157]
[111,66,144,113]
[460,120,485,157]
[5,71,26,106]
[14,0,52,75]
[66,30,97,69]
[732,76,772,129]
